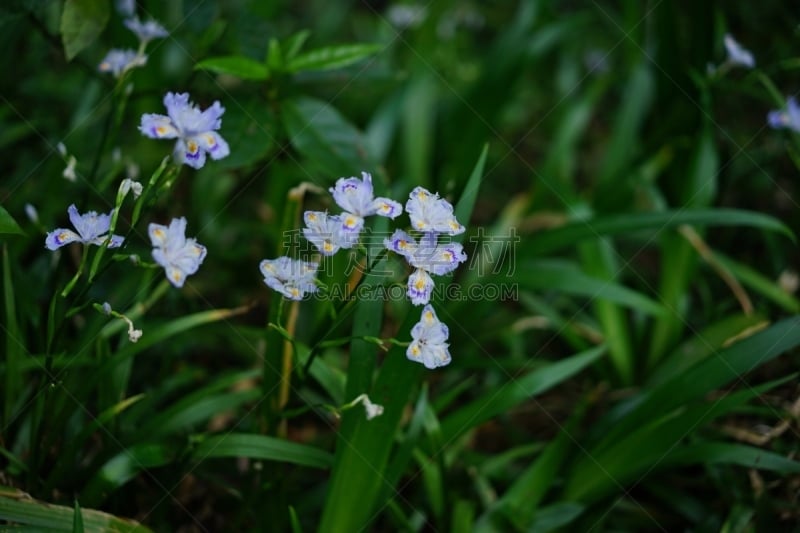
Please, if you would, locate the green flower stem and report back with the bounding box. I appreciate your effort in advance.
[60,245,90,298]
[130,157,173,228]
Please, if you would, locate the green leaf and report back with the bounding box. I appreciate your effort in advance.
[282,96,378,176]
[648,313,769,387]
[666,442,800,474]
[0,486,151,532]
[60,0,109,60]
[454,144,488,243]
[513,259,667,316]
[714,252,800,313]
[195,55,270,80]
[486,401,587,531]
[82,443,174,504]
[0,205,23,235]
[191,433,332,469]
[598,317,800,449]
[439,345,605,443]
[319,308,422,533]
[72,498,84,533]
[564,378,788,502]
[3,245,22,425]
[526,209,795,256]
[284,29,311,60]
[288,43,382,73]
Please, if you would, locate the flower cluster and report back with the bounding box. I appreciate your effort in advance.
[140,92,230,169]
[260,173,465,369]
[302,172,402,256]
[384,187,467,306]
[383,187,466,369]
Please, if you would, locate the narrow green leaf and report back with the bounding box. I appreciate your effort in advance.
[288,505,304,533]
[566,372,797,502]
[715,252,800,313]
[450,499,475,533]
[497,401,587,529]
[82,443,174,504]
[598,62,654,184]
[140,389,260,439]
[60,0,109,60]
[191,433,332,469]
[3,245,22,425]
[648,313,769,387]
[288,43,381,73]
[527,502,585,533]
[195,55,270,80]
[282,97,378,176]
[0,486,151,532]
[513,259,666,316]
[96,305,252,373]
[454,144,488,243]
[526,209,794,256]
[598,317,800,450]
[0,205,23,235]
[666,442,800,474]
[319,309,422,533]
[72,499,84,533]
[579,238,634,384]
[440,345,605,443]
[284,29,311,60]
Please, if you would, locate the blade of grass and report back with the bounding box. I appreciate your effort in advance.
[526,209,794,256]
[578,239,634,384]
[0,486,151,532]
[513,259,667,316]
[564,375,792,502]
[439,345,604,443]
[3,244,23,426]
[191,433,333,469]
[318,307,422,533]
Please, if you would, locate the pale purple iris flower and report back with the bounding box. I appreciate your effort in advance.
[768,97,800,132]
[124,17,168,45]
[385,229,467,305]
[259,257,319,300]
[98,49,146,77]
[405,186,465,235]
[45,204,124,250]
[723,34,755,69]
[149,217,207,288]
[407,305,452,369]
[330,171,403,223]
[140,92,230,169]
[302,210,363,256]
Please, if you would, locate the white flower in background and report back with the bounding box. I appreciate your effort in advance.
[723,34,755,69]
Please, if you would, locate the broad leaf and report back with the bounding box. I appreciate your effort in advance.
[61,0,109,60]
